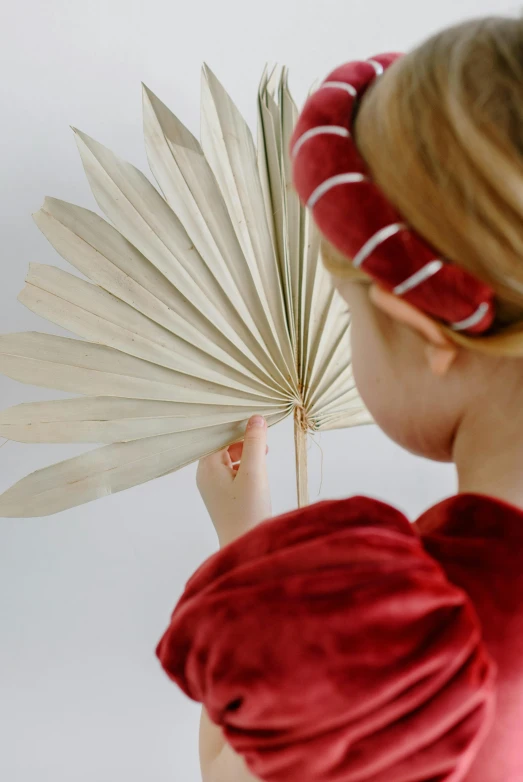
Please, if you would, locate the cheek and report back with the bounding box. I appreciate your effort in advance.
[350,323,455,461]
[341,284,458,462]
[348,307,394,421]
[344,286,389,396]
[347,298,440,456]
[351,335,418,454]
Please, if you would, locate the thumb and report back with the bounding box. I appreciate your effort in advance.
[237,415,267,476]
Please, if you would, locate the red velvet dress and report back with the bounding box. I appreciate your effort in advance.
[156,493,523,782]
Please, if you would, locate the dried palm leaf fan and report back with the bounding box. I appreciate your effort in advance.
[0,64,371,518]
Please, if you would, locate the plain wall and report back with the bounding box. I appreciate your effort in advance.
[0,0,517,779]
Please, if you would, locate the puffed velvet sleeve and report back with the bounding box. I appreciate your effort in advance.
[156,497,496,782]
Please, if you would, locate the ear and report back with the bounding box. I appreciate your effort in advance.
[369,284,459,376]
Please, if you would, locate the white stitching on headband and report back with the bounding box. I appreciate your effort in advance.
[450,302,491,332]
[291,54,496,334]
[291,126,350,159]
[320,80,358,97]
[352,223,405,268]
[307,172,367,208]
[367,59,384,76]
[393,261,444,296]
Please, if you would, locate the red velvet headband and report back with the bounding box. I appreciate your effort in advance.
[290,53,496,335]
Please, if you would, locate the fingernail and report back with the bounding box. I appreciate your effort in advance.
[249,415,265,427]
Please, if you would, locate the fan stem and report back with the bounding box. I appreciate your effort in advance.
[293,405,309,507]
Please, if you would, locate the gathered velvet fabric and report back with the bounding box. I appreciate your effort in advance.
[156,493,523,781]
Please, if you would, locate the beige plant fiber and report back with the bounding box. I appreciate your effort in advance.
[0,63,370,518]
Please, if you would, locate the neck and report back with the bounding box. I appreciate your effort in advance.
[453,391,523,511]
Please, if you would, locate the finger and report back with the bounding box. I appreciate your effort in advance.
[236,415,267,478]
[220,447,233,468]
[228,441,244,462]
[229,442,269,462]
[197,446,233,478]
[198,451,220,472]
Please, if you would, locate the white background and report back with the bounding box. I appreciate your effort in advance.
[0,1,516,779]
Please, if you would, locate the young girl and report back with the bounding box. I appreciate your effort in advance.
[156,15,523,782]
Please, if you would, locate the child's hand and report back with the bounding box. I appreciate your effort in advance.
[196,415,271,547]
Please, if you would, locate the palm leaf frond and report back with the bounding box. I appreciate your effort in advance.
[0,63,371,517]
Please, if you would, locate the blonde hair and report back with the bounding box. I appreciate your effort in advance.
[320,15,523,356]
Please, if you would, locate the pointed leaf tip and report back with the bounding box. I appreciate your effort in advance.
[141,82,155,102]
[201,62,217,82]
[31,196,48,217]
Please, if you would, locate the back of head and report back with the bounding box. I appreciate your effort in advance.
[346,15,523,353]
